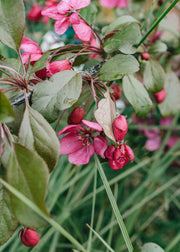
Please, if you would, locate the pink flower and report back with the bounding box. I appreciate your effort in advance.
[58,120,107,165]
[41,0,92,41]
[46,60,72,77]
[105,144,134,170]
[27,4,43,23]
[100,0,129,8]
[45,0,59,7]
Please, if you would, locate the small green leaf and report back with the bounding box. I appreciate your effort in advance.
[102,15,139,36]
[159,71,180,117]
[143,59,165,92]
[30,52,50,74]
[122,75,152,116]
[18,106,60,172]
[0,177,18,245]
[79,3,97,25]
[0,92,15,123]
[103,23,142,54]
[0,0,25,50]
[7,143,49,228]
[141,242,164,252]
[148,41,167,55]
[99,54,139,81]
[32,70,82,122]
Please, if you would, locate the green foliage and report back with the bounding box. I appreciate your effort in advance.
[30,52,50,74]
[79,3,97,24]
[0,91,15,123]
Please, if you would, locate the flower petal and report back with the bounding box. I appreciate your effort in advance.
[20,37,42,54]
[41,5,61,19]
[166,136,179,148]
[109,159,120,170]
[125,145,134,163]
[145,136,161,151]
[105,145,115,159]
[82,119,102,132]
[57,125,82,136]
[93,136,107,158]
[57,1,71,14]
[54,17,69,35]
[70,0,91,10]
[68,144,94,165]
[99,0,117,8]
[60,132,82,155]
[144,129,159,139]
[47,60,71,77]
[117,0,129,8]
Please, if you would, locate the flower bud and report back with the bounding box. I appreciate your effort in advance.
[20,228,39,247]
[142,52,150,60]
[68,107,85,124]
[154,88,166,103]
[110,83,121,101]
[113,115,128,141]
[27,4,42,23]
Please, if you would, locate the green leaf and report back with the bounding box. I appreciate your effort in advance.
[0,176,18,245]
[79,3,97,25]
[143,59,165,92]
[99,54,139,81]
[141,242,164,252]
[159,71,180,117]
[18,106,60,172]
[148,41,167,55]
[7,143,49,228]
[32,70,82,122]
[30,52,50,74]
[102,15,139,36]
[0,0,25,50]
[0,92,15,123]
[122,75,153,116]
[103,23,142,54]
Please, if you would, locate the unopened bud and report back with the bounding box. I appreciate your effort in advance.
[68,107,85,124]
[20,228,39,247]
[154,88,166,103]
[113,115,128,141]
[110,84,121,101]
[142,52,150,60]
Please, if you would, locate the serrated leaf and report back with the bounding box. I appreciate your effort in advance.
[94,92,116,142]
[141,242,164,252]
[18,106,60,172]
[0,0,25,50]
[159,71,180,117]
[103,23,142,54]
[102,15,139,36]
[143,59,165,92]
[7,143,49,228]
[32,70,82,122]
[0,92,15,123]
[148,41,167,55]
[122,75,152,116]
[0,178,18,245]
[99,54,139,81]
[30,52,50,74]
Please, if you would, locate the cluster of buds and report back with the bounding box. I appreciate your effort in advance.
[105,115,134,170]
[19,227,39,247]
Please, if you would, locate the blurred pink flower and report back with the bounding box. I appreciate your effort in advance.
[100,0,129,8]
[27,4,43,23]
[41,0,92,41]
[58,120,108,165]
[46,60,72,77]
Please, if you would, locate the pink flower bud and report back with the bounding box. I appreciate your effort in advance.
[142,52,150,60]
[113,115,128,141]
[68,107,85,124]
[20,228,39,247]
[27,4,42,23]
[110,83,121,101]
[154,88,166,103]
[105,145,115,159]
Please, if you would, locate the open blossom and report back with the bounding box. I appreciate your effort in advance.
[58,120,108,165]
[41,0,92,41]
[105,144,134,170]
[100,0,129,8]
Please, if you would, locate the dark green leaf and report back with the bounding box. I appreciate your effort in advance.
[99,54,139,81]
[32,70,82,122]
[7,143,49,228]
[143,59,165,92]
[30,52,50,74]
[103,23,142,54]
[0,0,25,50]
[0,177,18,245]
[159,71,180,117]
[0,92,15,123]
[141,242,164,252]
[18,106,60,172]
[122,75,152,116]
[102,15,139,36]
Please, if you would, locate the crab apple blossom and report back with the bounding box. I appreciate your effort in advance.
[19,228,39,247]
[110,83,121,101]
[41,0,92,42]
[105,144,134,170]
[58,120,107,165]
[68,107,85,124]
[154,88,166,103]
[113,115,128,141]
[100,0,129,9]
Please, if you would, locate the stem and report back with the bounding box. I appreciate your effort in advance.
[136,0,180,48]
[17,49,26,77]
